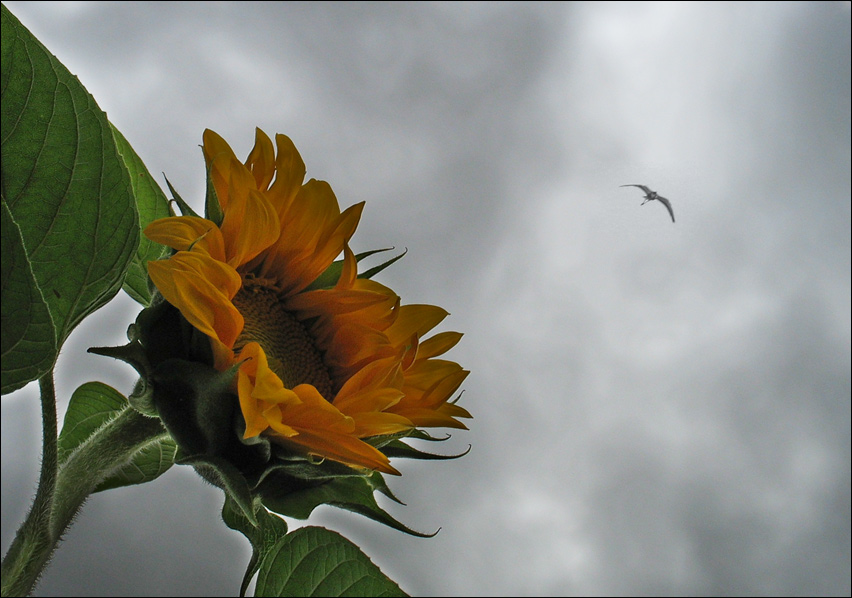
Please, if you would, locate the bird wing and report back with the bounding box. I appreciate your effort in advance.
[655,195,675,223]
[620,184,653,195]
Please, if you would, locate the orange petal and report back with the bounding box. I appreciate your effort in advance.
[144,216,226,262]
[238,364,273,438]
[246,128,275,190]
[417,331,463,360]
[385,304,448,348]
[404,360,468,393]
[335,385,405,415]
[203,130,243,211]
[271,429,400,475]
[334,359,404,405]
[336,244,358,289]
[389,407,469,430]
[350,411,413,438]
[220,180,281,268]
[203,129,239,164]
[267,133,307,219]
[147,252,243,349]
[288,384,356,433]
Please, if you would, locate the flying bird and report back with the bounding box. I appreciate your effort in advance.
[620,184,675,223]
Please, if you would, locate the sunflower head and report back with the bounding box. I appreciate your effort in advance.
[99,128,471,521]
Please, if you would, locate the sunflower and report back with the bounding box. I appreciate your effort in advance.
[143,129,470,476]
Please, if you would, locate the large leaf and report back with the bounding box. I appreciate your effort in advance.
[0,199,57,394]
[255,526,407,597]
[111,124,171,306]
[1,5,138,392]
[58,382,173,491]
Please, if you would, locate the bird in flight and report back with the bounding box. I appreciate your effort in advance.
[620,184,675,223]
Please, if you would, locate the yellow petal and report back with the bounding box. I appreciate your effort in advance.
[307,203,365,282]
[144,216,226,262]
[203,129,239,164]
[220,182,281,268]
[389,407,469,430]
[410,368,470,409]
[148,252,243,349]
[271,429,400,475]
[334,358,404,404]
[336,244,358,289]
[267,133,306,218]
[404,360,468,393]
[262,407,300,438]
[350,411,413,438]
[246,128,275,190]
[238,365,272,438]
[203,130,243,211]
[337,387,406,417]
[262,185,363,295]
[417,331,463,360]
[288,384,356,433]
[385,304,448,348]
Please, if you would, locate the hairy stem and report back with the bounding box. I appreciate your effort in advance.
[1,374,59,597]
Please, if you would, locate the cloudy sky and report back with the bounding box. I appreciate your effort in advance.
[2,2,850,596]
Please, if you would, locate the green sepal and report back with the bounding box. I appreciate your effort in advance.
[89,297,215,417]
[88,339,158,416]
[359,247,407,281]
[361,428,470,461]
[260,473,436,538]
[177,453,258,526]
[221,494,288,597]
[164,175,199,218]
[255,450,371,484]
[305,248,405,292]
[205,162,224,226]
[378,438,471,461]
[150,358,242,457]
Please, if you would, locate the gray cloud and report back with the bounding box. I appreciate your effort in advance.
[2,2,849,596]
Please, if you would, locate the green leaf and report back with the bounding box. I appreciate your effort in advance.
[111,124,171,306]
[222,495,289,597]
[0,199,57,394]
[1,4,139,390]
[255,526,407,597]
[51,382,171,543]
[95,432,177,492]
[57,382,174,490]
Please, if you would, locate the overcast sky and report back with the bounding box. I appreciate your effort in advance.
[2,2,850,596]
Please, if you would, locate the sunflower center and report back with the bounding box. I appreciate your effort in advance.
[232,281,334,398]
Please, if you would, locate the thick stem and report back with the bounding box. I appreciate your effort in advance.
[1,374,59,597]
[49,407,167,540]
